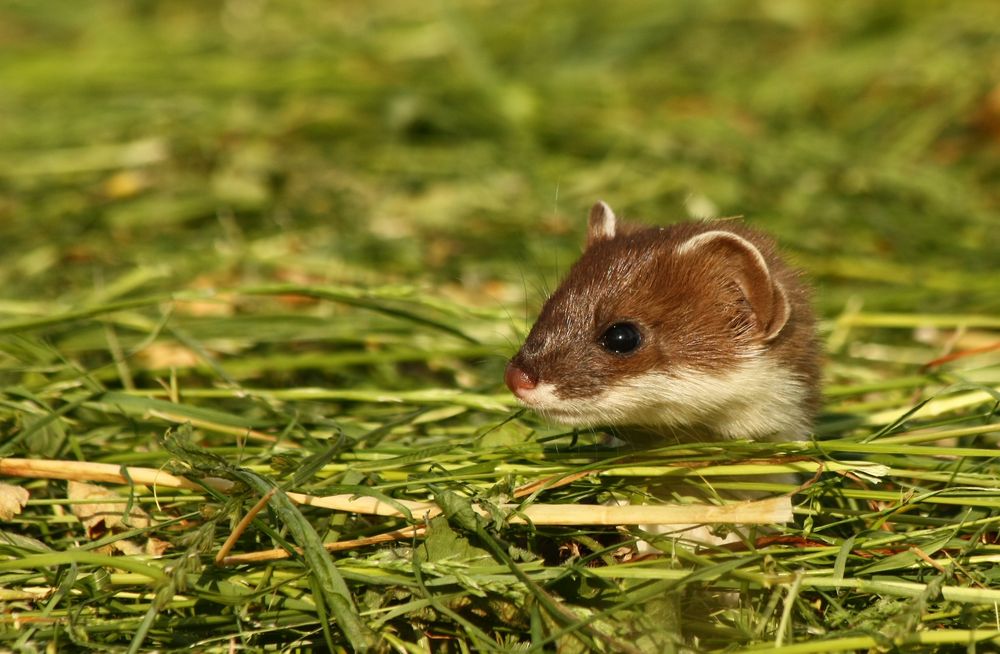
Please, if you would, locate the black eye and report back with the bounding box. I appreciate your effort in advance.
[600,322,642,354]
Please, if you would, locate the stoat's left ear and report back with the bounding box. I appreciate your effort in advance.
[678,230,791,341]
[586,201,617,248]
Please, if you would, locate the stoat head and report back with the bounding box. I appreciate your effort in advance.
[505,202,815,440]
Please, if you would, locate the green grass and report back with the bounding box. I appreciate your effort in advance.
[1,1,999,652]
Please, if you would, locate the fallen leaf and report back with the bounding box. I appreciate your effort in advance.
[145,537,171,556]
[110,539,144,556]
[67,481,152,539]
[0,483,29,520]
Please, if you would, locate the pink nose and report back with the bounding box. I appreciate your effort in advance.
[504,362,537,395]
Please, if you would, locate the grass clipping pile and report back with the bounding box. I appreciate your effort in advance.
[0,288,998,653]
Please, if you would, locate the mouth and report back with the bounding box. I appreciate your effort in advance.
[510,382,610,427]
[517,401,603,427]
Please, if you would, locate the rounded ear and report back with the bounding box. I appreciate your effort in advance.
[678,230,791,341]
[587,201,617,248]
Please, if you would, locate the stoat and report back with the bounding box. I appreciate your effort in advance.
[505,202,820,442]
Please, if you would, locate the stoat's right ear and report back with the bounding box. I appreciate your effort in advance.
[587,201,617,248]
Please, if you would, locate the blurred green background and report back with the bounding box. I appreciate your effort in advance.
[1,0,998,316]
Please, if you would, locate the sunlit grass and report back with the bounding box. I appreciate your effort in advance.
[0,1,998,652]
